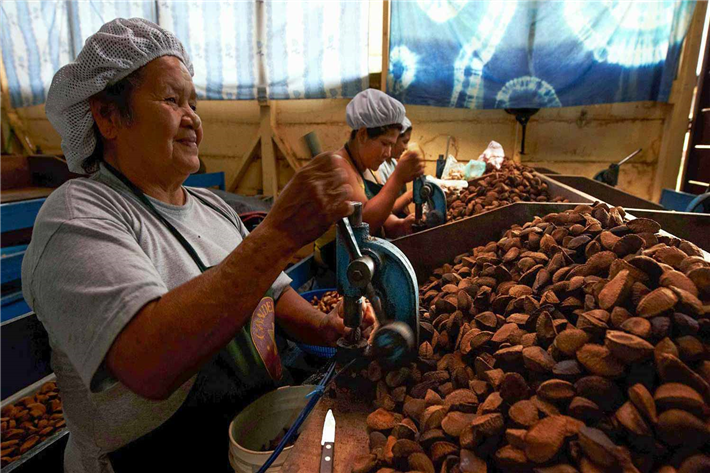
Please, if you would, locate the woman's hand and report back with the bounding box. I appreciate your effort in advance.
[263,152,354,251]
[392,148,425,186]
[320,298,377,346]
[401,213,416,234]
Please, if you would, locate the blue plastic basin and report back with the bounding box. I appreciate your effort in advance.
[296,289,337,358]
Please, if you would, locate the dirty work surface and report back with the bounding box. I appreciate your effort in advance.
[281,392,370,473]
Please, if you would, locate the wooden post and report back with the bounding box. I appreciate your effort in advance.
[0,56,36,155]
[652,2,708,201]
[380,0,391,92]
[260,102,279,196]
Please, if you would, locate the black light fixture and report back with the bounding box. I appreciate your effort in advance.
[505,108,539,155]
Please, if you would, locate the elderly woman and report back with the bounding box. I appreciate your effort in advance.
[22,18,372,473]
[314,90,425,268]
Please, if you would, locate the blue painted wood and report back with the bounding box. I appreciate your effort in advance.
[184,172,226,191]
[1,244,29,254]
[1,293,31,322]
[660,188,696,211]
[1,291,25,305]
[1,244,28,284]
[0,198,46,232]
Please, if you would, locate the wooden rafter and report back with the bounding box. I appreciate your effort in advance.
[272,131,302,171]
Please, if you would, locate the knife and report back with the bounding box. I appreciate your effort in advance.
[319,409,336,473]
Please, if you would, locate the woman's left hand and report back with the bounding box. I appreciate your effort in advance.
[321,298,377,345]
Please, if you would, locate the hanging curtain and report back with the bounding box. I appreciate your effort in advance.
[388,0,696,109]
[1,0,369,108]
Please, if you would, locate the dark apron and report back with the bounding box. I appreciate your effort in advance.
[101,163,284,472]
[362,178,409,219]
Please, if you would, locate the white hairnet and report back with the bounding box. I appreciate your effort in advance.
[346,89,405,130]
[400,116,412,134]
[45,18,193,174]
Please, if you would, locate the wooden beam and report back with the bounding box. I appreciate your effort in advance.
[652,2,708,201]
[380,0,391,92]
[228,134,260,192]
[0,56,36,155]
[260,103,279,196]
[272,130,302,171]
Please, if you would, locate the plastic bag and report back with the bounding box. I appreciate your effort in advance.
[463,160,487,179]
[440,155,466,181]
[478,141,506,170]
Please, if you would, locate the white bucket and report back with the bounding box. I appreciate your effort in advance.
[228,385,316,473]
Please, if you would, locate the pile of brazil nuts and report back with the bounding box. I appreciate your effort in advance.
[447,160,568,222]
[1,381,65,466]
[311,291,342,314]
[352,202,710,473]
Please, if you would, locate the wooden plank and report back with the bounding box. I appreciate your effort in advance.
[0,292,32,322]
[282,394,370,473]
[228,134,261,192]
[1,250,25,285]
[273,130,302,171]
[0,188,52,204]
[260,103,279,196]
[0,198,47,231]
[380,0,391,92]
[652,2,708,200]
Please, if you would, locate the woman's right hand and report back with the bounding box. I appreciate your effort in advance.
[393,147,425,185]
[263,152,354,250]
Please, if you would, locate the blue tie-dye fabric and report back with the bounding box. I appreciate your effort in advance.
[388,1,696,109]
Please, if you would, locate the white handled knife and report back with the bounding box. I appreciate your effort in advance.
[319,409,336,473]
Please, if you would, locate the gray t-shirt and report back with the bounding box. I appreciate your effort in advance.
[21,164,291,473]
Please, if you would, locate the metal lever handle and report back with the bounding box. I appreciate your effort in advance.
[336,204,363,261]
[336,203,387,325]
[336,219,361,261]
[617,148,642,167]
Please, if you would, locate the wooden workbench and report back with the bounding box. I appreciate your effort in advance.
[281,393,371,473]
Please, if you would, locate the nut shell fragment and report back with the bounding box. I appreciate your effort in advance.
[525,415,568,463]
[576,344,625,378]
[636,287,678,318]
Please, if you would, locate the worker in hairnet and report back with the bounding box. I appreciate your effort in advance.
[22,18,374,473]
[314,90,425,269]
[377,116,414,217]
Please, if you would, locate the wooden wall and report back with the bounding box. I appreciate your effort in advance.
[7,99,671,201]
